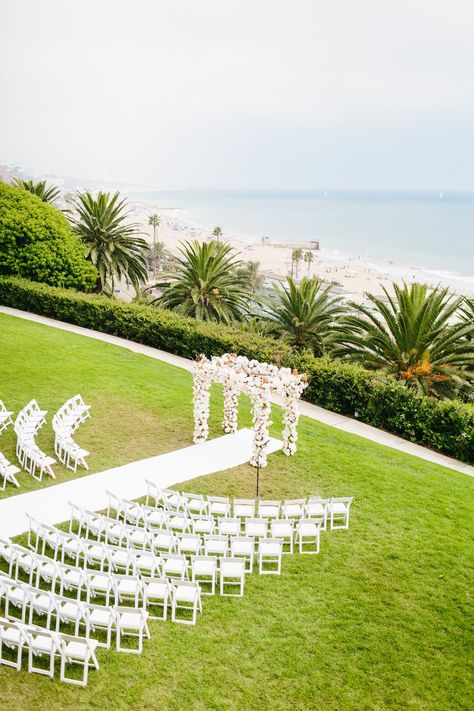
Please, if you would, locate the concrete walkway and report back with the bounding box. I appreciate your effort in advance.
[0,429,282,538]
[1,305,473,478]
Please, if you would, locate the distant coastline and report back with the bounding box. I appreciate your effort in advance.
[126,189,474,300]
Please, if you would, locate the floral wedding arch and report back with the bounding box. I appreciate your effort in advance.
[193,353,308,468]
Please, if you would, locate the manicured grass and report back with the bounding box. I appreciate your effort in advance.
[0,313,473,711]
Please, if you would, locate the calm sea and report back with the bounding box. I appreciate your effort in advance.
[127,189,474,281]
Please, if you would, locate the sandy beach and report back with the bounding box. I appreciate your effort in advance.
[129,202,474,302]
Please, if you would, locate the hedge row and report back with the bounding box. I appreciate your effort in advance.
[1,276,472,463]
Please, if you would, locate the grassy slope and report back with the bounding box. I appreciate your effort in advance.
[0,313,472,711]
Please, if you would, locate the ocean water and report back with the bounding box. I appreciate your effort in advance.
[127,189,474,281]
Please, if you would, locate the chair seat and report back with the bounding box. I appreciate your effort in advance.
[2,627,22,644]
[65,639,97,659]
[64,570,82,585]
[193,561,216,575]
[31,634,56,652]
[9,587,26,603]
[298,523,319,536]
[111,551,129,565]
[89,609,114,625]
[38,562,56,577]
[90,575,110,590]
[146,582,169,598]
[60,602,81,618]
[174,586,198,602]
[135,555,155,570]
[307,504,325,515]
[119,612,144,630]
[118,580,139,595]
[32,594,51,611]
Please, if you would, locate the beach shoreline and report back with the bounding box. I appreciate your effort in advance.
[129,200,474,301]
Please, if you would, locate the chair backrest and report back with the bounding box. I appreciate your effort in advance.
[220,558,245,577]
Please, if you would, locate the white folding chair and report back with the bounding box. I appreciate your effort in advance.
[161,554,188,580]
[282,498,306,519]
[258,500,281,520]
[115,607,150,654]
[171,581,202,625]
[207,495,230,517]
[177,533,202,557]
[204,535,228,558]
[217,518,241,537]
[0,453,20,490]
[229,537,255,572]
[329,497,353,530]
[182,492,209,515]
[191,556,217,595]
[296,519,321,554]
[258,538,283,575]
[0,618,26,671]
[0,401,14,434]
[59,632,99,686]
[234,498,256,522]
[245,518,268,540]
[270,519,295,554]
[190,514,215,535]
[143,577,172,620]
[220,558,246,597]
[305,497,330,530]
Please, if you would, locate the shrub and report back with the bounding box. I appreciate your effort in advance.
[0,276,472,463]
[0,182,97,291]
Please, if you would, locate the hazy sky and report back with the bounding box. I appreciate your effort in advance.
[1,0,473,189]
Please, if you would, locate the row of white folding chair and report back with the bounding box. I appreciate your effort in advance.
[54,394,91,430]
[0,613,99,685]
[14,400,55,481]
[1,542,202,629]
[53,429,89,473]
[0,451,20,490]
[66,509,319,561]
[52,395,91,473]
[0,400,14,434]
[144,484,352,529]
[2,538,147,609]
[109,490,332,535]
[0,572,150,654]
[105,501,322,551]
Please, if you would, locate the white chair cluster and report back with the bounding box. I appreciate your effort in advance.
[14,400,55,483]
[0,395,91,489]
[52,395,90,473]
[0,401,20,491]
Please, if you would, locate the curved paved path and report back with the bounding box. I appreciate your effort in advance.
[1,305,473,477]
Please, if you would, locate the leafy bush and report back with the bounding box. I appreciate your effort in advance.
[0,276,472,463]
[0,182,97,291]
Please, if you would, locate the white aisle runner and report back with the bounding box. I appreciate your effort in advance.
[0,429,282,538]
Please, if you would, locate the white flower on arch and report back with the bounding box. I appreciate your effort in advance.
[192,353,307,467]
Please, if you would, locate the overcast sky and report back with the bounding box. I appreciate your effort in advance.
[0,0,473,190]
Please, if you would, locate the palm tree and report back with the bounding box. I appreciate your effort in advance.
[152,239,250,323]
[460,297,474,339]
[148,214,161,273]
[12,178,60,204]
[236,261,264,294]
[331,282,474,398]
[304,250,314,277]
[291,248,303,280]
[68,191,149,294]
[266,277,343,355]
[146,241,168,273]
[212,226,223,241]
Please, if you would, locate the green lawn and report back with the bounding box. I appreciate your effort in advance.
[0,313,473,711]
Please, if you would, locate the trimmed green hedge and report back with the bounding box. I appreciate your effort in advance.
[1,276,473,463]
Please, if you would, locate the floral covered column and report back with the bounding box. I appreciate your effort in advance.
[192,355,212,444]
[222,372,240,434]
[280,370,308,455]
[249,385,272,468]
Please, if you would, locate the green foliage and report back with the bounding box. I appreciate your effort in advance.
[0,183,97,291]
[332,282,474,398]
[267,277,344,355]
[153,240,251,324]
[11,178,61,204]
[68,191,149,293]
[0,276,472,463]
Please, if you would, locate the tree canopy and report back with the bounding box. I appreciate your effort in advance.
[0,182,97,291]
